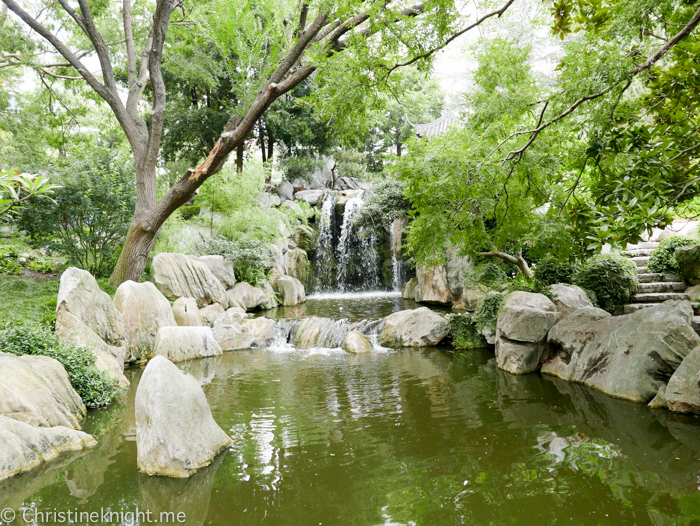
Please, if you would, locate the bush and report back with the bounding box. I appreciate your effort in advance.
[197,237,270,286]
[646,236,696,274]
[180,205,201,221]
[352,177,410,229]
[0,324,121,408]
[533,254,578,288]
[446,313,488,349]
[472,293,504,336]
[463,261,508,291]
[0,245,22,274]
[574,253,637,313]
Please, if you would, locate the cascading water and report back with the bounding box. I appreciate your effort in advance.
[263,317,386,350]
[315,192,337,291]
[390,228,406,292]
[335,191,380,292]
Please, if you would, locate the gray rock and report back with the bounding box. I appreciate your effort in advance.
[550,284,594,320]
[666,346,700,414]
[414,265,452,305]
[293,225,318,254]
[257,281,279,309]
[226,283,268,311]
[462,285,489,311]
[542,301,700,402]
[648,385,668,409]
[497,291,558,343]
[172,297,205,326]
[379,307,448,347]
[213,307,247,327]
[285,248,311,289]
[334,176,370,191]
[342,330,372,353]
[212,324,255,351]
[197,256,236,289]
[257,193,281,208]
[241,317,276,344]
[446,248,472,303]
[272,276,306,306]
[392,217,410,260]
[114,281,177,363]
[0,352,86,429]
[676,245,700,285]
[293,189,324,206]
[153,327,223,362]
[275,181,294,201]
[152,253,229,308]
[199,304,226,327]
[136,356,232,477]
[56,267,125,346]
[495,334,551,375]
[402,277,418,300]
[0,416,97,482]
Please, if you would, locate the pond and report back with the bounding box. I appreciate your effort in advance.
[3,341,700,525]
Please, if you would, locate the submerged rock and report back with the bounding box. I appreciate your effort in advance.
[152,253,229,308]
[648,385,668,409]
[342,330,372,353]
[0,352,86,429]
[136,356,232,478]
[543,301,700,402]
[172,297,205,327]
[114,281,177,363]
[226,282,268,311]
[0,416,97,482]
[242,317,276,344]
[273,276,306,306]
[153,327,222,362]
[549,284,594,320]
[666,346,700,414]
[379,307,448,347]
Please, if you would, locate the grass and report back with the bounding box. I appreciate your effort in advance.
[0,276,60,327]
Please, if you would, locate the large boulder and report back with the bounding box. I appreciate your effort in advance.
[549,284,594,320]
[543,301,700,402]
[135,356,232,477]
[495,335,551,375]
[242,317,276,344]
[213,307,247,326]
[226,283,268,311]
[675,245,700,285]
[56,267,124,346]
[379,307,448,347]
[285,248,311,289]
[257,281,279,309]
[212,324,255,351]
[275,181,294,201]
[197,256,236,289]
[293,189,324,206]
[666,346,700,414]
[462,285,490,311]
[497,292,558,343]
[0,416,98,482]
[402,277,418,300]
[342,330,372,353]
[0,352,86,429]
[272,276,306,306]
[445,248,472,304]
[172,297,205,327]
[293,225,318,254]
[152,253,229,308]
[114,281,177,363]
[153,327,223,363]
[199,304,226,327]
[414,265,452,305]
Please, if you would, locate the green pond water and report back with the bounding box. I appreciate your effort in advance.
[3,296,700,525]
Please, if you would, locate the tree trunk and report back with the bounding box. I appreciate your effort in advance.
[236,143,244,172]
[108,222,160,286]
[477,248,533,279]
[267,131,274,160]
[259,123,267,162]
[397,142,402,157]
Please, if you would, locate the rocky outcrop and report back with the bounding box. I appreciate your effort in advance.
[462,285,489,311]
[414,265,452,305]
[293,190,324,206]
[153,327,223,362]
[549,284,594,320]
[342,330,372,353]
[676,245,700,285]
[136,356,232,478]
[445,248,472,304]
[257,281,279,309]
[242,317,276,344]
[226,283,268,311]
[0,416,97,482]
[172,297,205,327]
[152,253,229,308]
[392,217,410,260]
[212,324,255,351]
[285,248,311,290]
[197,256,236,289]
[275,181,294,201]
[0,352,86,429]
[666,346,700,414]
[272,276,306,306]
[199,304,225,327]
[379,307,448,347]
[495,292,559,375]
[114,281,177,363]
[293,225,318,254]
[543,301,700,402]
[402,277,418,300]
[213,307,247,326]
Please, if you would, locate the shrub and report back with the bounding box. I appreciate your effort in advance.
[463,261,508,291]
[574,253,637,313]
[446,313,488,349]
[0,244,22,274]
[472,292,504,336]
[533,254,578,288]
[646,236,696,274]
[197,237,270,286]
[352,177,410,229]
[0,324,121,408]
[180,205,202,221]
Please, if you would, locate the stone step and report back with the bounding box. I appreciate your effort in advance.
[621,249,654,257]
[637,273,682,283]
[630,256,650,267]
[630,292,690,303]
[637,266,648,274]
[636,282,687,294]
[624,302,700,314]
[626,241,659,250]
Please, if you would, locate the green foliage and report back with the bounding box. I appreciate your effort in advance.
[0,276,59,327]
[353,177,410,230]
[463,262,508,291]
[16,147,136,278]
[574,253,637,313]
[278,157,323,186]
[180,205,202,221]
[533,255,578,288]
[472,293,504,336]
[0,323,120,408]
[0,169,58,217]
[0,244,56,275]
[646,236,697,274]
[197,237,269,286]
[446,313,488,350]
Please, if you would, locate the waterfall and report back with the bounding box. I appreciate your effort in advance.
[315,193,336,291]
[390,227,406,292]
[261,317,386,350]
[335,191,380,292]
